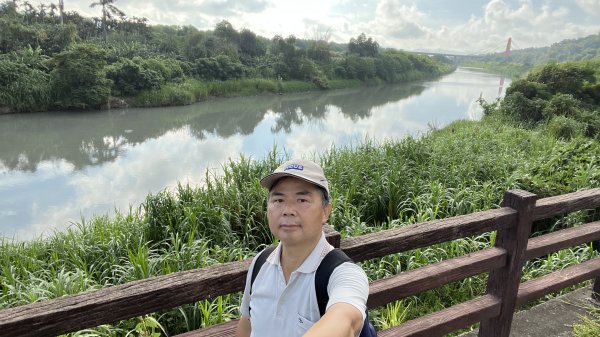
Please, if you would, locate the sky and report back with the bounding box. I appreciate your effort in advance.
[21,0,600,54]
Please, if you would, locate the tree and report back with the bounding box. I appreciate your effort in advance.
[214,20,238,44]
[51,43,112,109]
[348,33,379,57]
[58,0,64,24]
[37,3,46,23]
[238,28,265,61]
[89,0,125,41]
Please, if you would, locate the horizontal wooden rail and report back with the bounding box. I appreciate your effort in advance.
[368,247,506,308]
[525,220,600,261]
[516,257,600,307]
[377,295,501,337]
[175,321,237,337]
[341,208,516,262]
[0,260,251,337]
[533,188,600,221]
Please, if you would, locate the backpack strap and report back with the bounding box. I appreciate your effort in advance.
[251,245,276,289]
[249,245,276,316]
[315,248,353,316]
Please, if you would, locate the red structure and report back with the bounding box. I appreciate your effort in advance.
[504,37,512,56]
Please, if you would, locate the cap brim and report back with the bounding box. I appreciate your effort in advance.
[260,172,328,196]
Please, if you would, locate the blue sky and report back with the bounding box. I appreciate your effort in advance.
[24,0,600,54]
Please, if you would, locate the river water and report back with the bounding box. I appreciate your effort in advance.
[0,68,509,240]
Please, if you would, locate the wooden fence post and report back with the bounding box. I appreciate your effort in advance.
[324,224,341,248]
[478,189,537,337]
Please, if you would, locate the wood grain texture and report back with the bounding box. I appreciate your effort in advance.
[368,247,506,308]
[516,257,600,307]
[479,189,537,337]
[0,259,251,337]
[377,295,501,337]
[533,188,600,221]
[173,320,237,337]
[525,221,600,261]
[341,208,516,262]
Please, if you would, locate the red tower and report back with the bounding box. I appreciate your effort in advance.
[504,37,512,56]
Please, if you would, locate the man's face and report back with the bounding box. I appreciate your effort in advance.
[267,177,331,249]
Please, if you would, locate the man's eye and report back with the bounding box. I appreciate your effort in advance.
[298,199,308,203]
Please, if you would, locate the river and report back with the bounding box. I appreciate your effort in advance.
[0,68,509,240]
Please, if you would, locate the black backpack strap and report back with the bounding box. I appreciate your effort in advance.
[249,245,276,316]
[315,248,353,316]
[251,245,276,289]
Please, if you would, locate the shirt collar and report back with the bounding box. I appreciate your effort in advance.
[269,232,333,274]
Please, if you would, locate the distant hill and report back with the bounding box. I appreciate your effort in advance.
[478,33,600,65]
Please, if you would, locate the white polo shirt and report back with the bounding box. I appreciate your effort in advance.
[239,232,369,337]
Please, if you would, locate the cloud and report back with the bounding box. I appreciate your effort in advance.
[199,0,271,16]
[575,0,600,16]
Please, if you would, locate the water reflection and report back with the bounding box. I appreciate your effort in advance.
[0,68,508,240]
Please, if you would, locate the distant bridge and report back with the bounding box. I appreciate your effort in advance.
[406,37,513,61]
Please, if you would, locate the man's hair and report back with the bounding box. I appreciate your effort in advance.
[317,186,330,208]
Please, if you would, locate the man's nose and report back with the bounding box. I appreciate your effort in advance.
[282,202,296,216]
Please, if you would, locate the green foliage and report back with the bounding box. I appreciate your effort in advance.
[573,309,600,337]
[498,92,547,125]
[0,15,40,53]
[0,1,450,111]
[348,33,379,57]
[482,58,600,139]
[135,79,208,107]
[506,79,551,100]
[192,55,245,80]
[527,62,595,99]
[344,54,376,80]
[106,57,162,96]
[0,47,52,112]
[546,116,586,140]
[50,43,112,109]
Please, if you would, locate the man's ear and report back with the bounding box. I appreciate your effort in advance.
[322,203,332,224]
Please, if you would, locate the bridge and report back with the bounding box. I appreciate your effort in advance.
[406,37,513,61]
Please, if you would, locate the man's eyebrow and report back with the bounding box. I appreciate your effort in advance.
[269,190,312,196]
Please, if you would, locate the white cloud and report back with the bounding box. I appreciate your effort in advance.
[575,0,600,16]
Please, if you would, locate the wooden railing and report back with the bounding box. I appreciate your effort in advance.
[2,188,600,337]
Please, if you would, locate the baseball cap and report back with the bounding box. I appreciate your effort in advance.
[260,159,330,198]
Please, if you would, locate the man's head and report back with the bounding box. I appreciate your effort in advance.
[260,159,332,249]
[260,159,330,206]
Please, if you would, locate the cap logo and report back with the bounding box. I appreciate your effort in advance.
[284,164,304,171]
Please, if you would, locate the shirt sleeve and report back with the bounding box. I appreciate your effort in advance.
[239,255,259,317]
[325,262,369,321]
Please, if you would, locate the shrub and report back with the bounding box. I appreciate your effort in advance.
[547,116,585,140]
[0,59,51,112]
[506,79,551,100]
[50,43,112,110]
[499,92,547,125]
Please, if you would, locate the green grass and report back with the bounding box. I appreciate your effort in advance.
[2,117,600,335]
[573,307,600,337]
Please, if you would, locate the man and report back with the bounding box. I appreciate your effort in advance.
[235,159,369,337]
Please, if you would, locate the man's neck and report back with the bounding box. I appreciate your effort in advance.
[280,236,321,283]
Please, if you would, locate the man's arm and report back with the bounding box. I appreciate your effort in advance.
[302,303,363,337]
[235,315,251,337]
